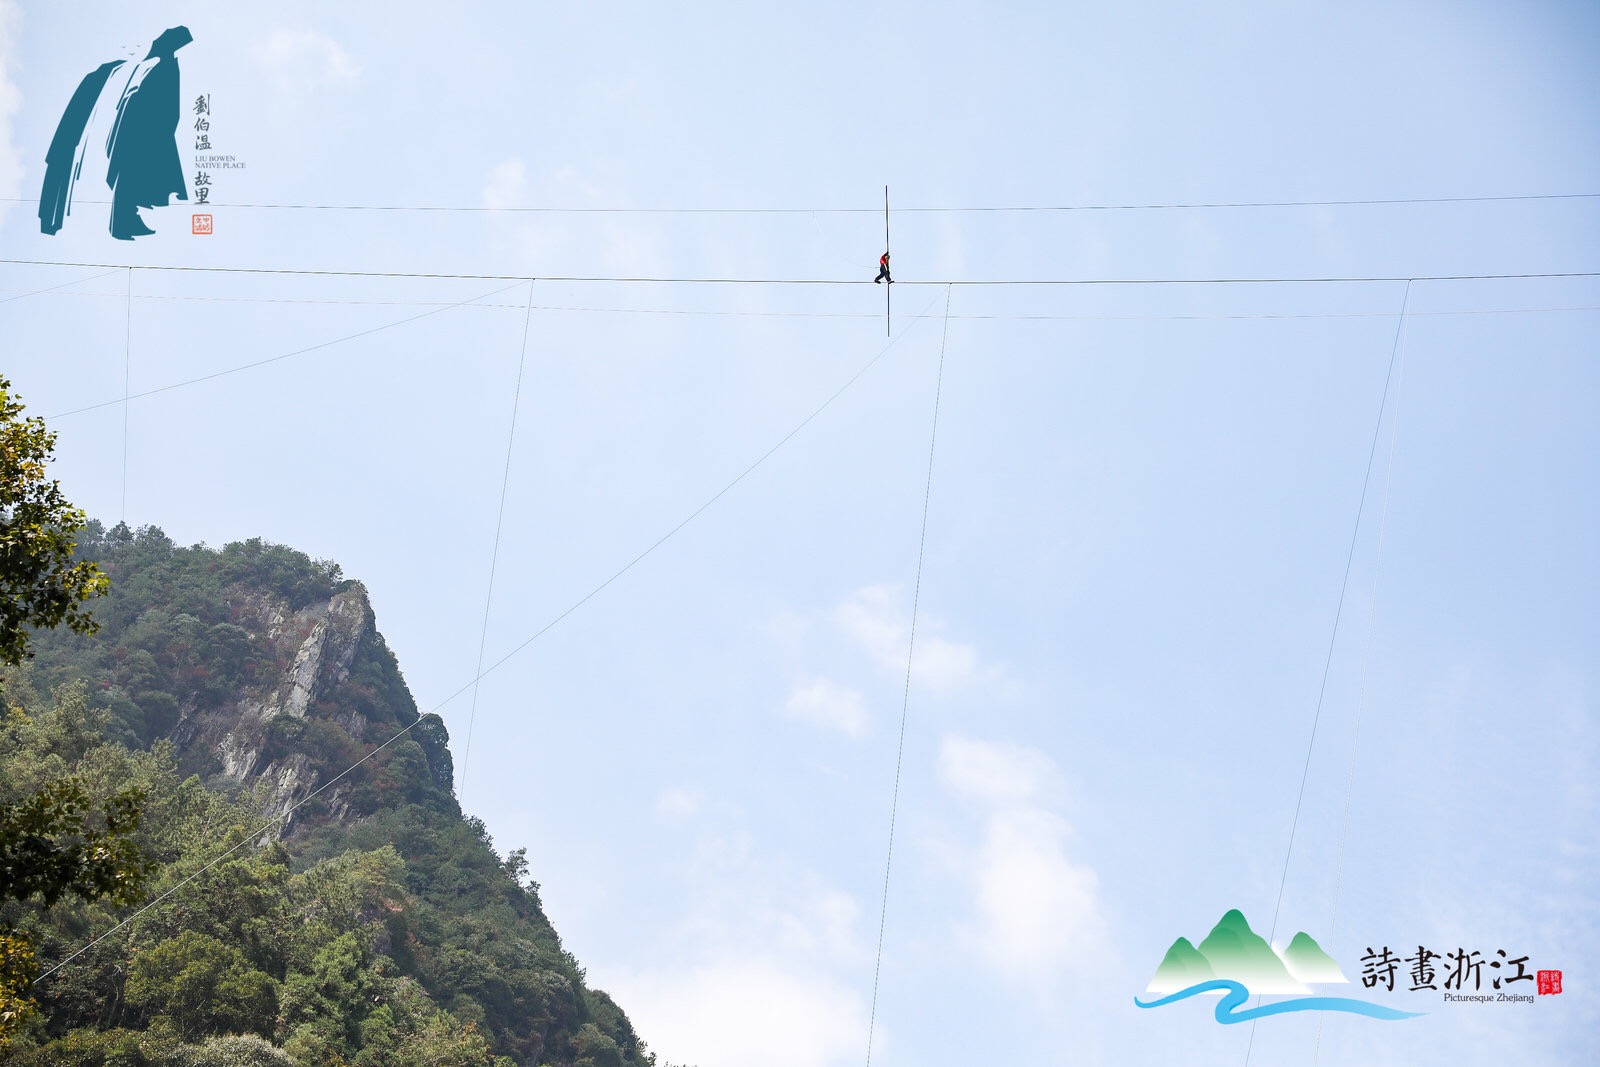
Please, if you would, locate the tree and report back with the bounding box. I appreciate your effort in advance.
[0,377,131,1049]
[191,1034,295,1067]
[573,1023,627,1067]
[125,930,279,1041]
[0,715,153,1049]
[0,374,108,671]
[0,776,150,907]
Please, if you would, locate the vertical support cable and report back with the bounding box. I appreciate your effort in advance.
[884,186,891,337]
[866,284,952,1067]
[121,267,132,524]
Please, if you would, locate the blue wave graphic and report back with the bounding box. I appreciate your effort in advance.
[1134,979,1424,1022]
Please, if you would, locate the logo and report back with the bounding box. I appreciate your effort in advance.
[1136,909,1421,1023]
[192,213,213,235]
[38,26,194,240]
[1137,909,1562,1023]
[189,92,250,212]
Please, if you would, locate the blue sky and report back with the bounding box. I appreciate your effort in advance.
[2,2,1596,1063]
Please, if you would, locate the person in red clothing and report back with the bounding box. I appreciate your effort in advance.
[874,250,892,284]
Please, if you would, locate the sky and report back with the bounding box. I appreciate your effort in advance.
[2,2,1597,1064]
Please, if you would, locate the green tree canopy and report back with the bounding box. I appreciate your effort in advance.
[0,380,137,1051]
[0,375,108,670]
[0,776,150,908]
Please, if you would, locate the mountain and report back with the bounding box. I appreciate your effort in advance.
[1143,909,1319,995]
[3,523,663,1066]
[1144,936,1218,993]
[1279,930,1348,984]
[1194,910,1308,994]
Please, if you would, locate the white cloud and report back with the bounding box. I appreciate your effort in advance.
[479,160,674,277]
[785,676,869,737]
[0,0,23,237]
[254,29,359,88]
[773,885,862,961]
[482,158,527,210]
[938,734,1060,807]
[598,857,871,1067]
[968,806,1104,979]
[811,889,861,957]
[939,734,1105,981]
[670,856,867,970]
[834,583,983,691]
[605,960,870,1067]
[833,584,903,662]
[653,785,702,820]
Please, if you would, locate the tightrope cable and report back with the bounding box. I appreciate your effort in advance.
[4,191,1594,213]
[6,257,1598,288]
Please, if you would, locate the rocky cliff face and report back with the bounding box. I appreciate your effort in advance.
[161,579,454,835]
[198,585,366,832]
[15,525,655,1067]
[29,522,456,830]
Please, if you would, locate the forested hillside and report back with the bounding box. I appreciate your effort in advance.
[1,523,656,1067]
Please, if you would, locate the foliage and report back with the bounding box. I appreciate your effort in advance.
[0,378,139,1052]
[0,930,37,1045]
[190,1033,295,1067]
[0,530,657,1066]
[0,685,159,1049]
[21,523,458,825]
[0,376,109,671]
[572,1023,627,1067]
[126,931,280,1041]
[0,776,152,908]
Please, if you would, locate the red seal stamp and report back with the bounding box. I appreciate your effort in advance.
[192,213,213,234]
[1537,970,1562,995]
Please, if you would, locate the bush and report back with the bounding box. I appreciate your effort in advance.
[125,932,278,1042]
[190,1034,292,1067]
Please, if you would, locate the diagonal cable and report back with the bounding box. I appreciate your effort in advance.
[867,285,953,1067]
[1314,306,1408,1063]
[0,266,126,306]
[46,283,527,419]
[1244,279,1412,1064]
[36,297,942,986]
[459,279,536,803]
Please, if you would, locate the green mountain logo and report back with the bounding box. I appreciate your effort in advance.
[1145,910,1348,995]
[1279,930,1348,984]
[1145,937,1217,993]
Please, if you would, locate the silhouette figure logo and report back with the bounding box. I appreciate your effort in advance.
[39,26,194,240]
